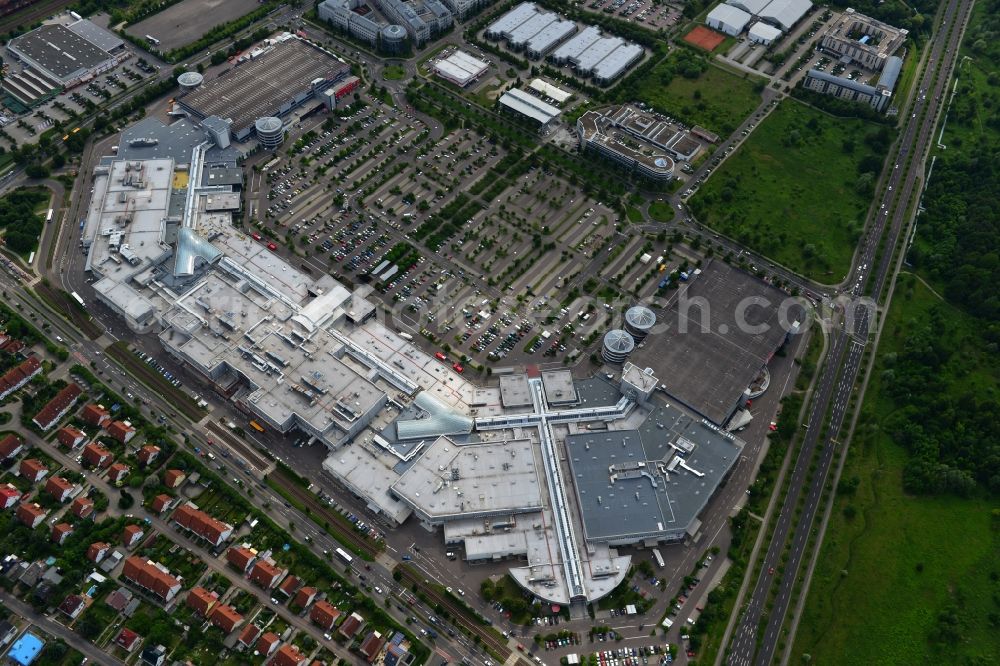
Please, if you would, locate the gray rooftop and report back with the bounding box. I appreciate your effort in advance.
[178,38,348,134]
[499,373,533,408]
[391,437,543,521]
[629,259,804,424]
[117,118,239,163]
[66,19,123,53]
[566,404,742,543]
[541,369,577,406]
[9,23,113,82]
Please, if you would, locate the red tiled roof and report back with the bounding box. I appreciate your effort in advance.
[137,444,160,462]
[257,632,280,656]
[338,612,364,639]
[173,503,231,546]
[186,586,218,617]
[0,356,41,398]
[163,469,185,488]
[238,623,261,647]
[278,574,300,596]
[150,494,173,514]
[293,586,317,608]
[57,426,87,448]
[310,600,341,630]
[116,627,141,651]
[109,462,130,481]
[82,442,113,468]
[359,632,385,662]
[71,496,94,518]
[249,558,284,588]
[271,643,308,666]
[209,603,243,633]
[32,383,82,430]
[80,403,110,427]
[19,458,47,480]
[108,420,137,443]
[0,433,24,459]
[0,483,21,506]
[226,546,255,572]
[122,556,181,601]
[123,524,144,546]
[86,541,110,562]
[45,476,74,501]
[51,522,73,544]
[16,502,46,527]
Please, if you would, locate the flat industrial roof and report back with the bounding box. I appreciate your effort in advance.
[391,437,543,521]
[67,18,124,53]
[541,369,577,406]
[178,38,348,133]
[629,259,805,424]
[117,117,239,163]
[566,404,742,542]
[9,23,113,81]
[499,374,533,408]
[499,88,560,124]
[529,78,572,103]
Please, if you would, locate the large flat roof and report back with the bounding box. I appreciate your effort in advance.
[9,23,113,82]
[178,38,348,133]
[391,437,543,521]
[499,88,560,124]
[629,259,804,424]
[566,404,742,543]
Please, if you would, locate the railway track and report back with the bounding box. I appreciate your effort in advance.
[0,0,74,35]
[204,420,270,471]
[268,466,382,560]
[397,564,513,661]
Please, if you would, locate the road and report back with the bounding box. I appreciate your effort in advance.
[724,1,974,664]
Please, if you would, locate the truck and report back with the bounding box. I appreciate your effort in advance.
[397,332,413,341]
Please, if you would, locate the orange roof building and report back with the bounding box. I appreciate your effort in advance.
[271,643,308,666]
[51,522,74,545]
[257,632,280,657]
[226,546,255,573]
[0,356,41,400]
[19,458,48,483]
[71,495,95,519]
[137,444,160,464]
[80,403,111,428]
[87,541,111,563]
[186,586,218,617]
[82,442,113,469]
[108,421,137,444]
[173,503,233,547]
[310,600,342,630]
[249,558,285,589]
[0,433,24,460]
[17,502,47,528]
[294,586,317,609]
[32,383,82,430]
[150,494,173,514]
[45,476,75,502]
[122,556,182,602]
[0,483,21,509]
[108,462,130,484]
[209,604,244,634]
[237,623,261,648]
[163,469,185,488]
[123,524,145,548]
[57,426,87,449]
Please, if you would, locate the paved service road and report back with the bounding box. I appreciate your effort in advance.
[725,1,974,664]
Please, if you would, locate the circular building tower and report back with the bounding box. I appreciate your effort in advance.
[624,305,656,343]
[177,71,204,93]
[255,116,284,150]
[380,25,407,55]
[602,329,635,364]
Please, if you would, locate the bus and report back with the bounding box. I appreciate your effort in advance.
[335,547,353,565]
[652,549,665,569]
[262,157,281,172]
[145,35,160,45]
[70,291,85,307]
[45,208,53,223]
[249,420,265,433]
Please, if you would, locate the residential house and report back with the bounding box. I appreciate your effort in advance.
[294,586,317,609]
[122,556,182,603]
[80,404,111,428]
[57,426,87,449]
[51,522,73,545]
[249,558,285,589]
[339,612,365,640]
[71,496,95,519]
[271,643,308,666]
[163,469,185,488]
[209,604,243,633]
[45,476,75,503]
[16,502,46,528]
[257,632,280,657]
[358,631,385,663]
[19,458,48,483]
[310,600,342,631]
[59,593,87,620]
[87,542,111,563]
[140,643,167,666]
[150,494,173,515]
[0,483,21,509]
[122,524,145,548]
[108,463,130,484]
[105,586,134,613]
[108,421,137,444]
[186,586,218,617]
[226,546,255,573]
[137,444,160,465]
[0,356,41,399]
[115,627,142,653]
[82,442,113,469]
[278,574,300,598]
[0,433,25,460]
[173,503,233,548]
[237,623,262,649]
[32,383,83,430]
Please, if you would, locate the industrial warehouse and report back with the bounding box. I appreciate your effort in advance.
[706,0,813,42]
[3,16,126,109]
[485,3,644,84]
[77,113,745,612]
[175,35,352,142]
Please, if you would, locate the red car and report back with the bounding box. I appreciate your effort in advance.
[251,232,262,241]
[769,422,778,432]
[434,352,447,362]
[452,363,464,373]
[267,242,278,251]
[768,566,775,575]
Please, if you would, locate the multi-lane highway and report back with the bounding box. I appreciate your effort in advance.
[725,1,974,664]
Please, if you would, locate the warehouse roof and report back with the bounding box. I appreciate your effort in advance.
[9,23,113,81]
[178,38,348,134]
[66,18,124,53]
[529,78,572,103]
[498,88,561,125]
[757,0,812,30]
[708,4,752,31]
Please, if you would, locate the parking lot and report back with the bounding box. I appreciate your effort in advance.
[0,54,158,149]
[247,90,712,370]
[583,0,682,30]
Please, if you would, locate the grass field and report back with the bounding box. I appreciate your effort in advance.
[648,201,674,222]
[791,277,1000,665]
[383,65,406,80]
[632,58,761,136]
[690,100,887,282]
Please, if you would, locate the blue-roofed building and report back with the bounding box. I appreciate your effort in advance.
[9,632,45,666]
